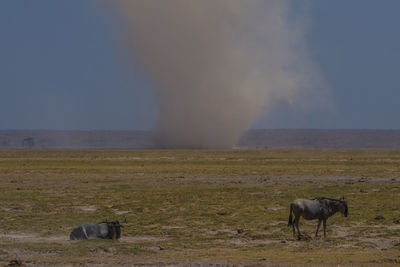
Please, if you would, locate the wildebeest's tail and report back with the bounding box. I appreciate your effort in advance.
[288,203,294,227]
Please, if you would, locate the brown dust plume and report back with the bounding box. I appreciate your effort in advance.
[113,0,330,148]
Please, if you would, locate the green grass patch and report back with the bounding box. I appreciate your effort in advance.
[0,149,399,265]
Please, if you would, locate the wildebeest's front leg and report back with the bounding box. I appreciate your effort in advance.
[292,217,296,237]
[323,218,327,238]
[315,219,322,237]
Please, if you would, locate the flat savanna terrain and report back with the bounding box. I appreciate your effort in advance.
[0,149,399,266]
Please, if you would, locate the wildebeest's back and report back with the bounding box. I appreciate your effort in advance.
[70,223,108,240]
[85,223,108,238]
[292,199,323,220]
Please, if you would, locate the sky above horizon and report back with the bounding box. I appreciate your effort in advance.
[0,0,399,130]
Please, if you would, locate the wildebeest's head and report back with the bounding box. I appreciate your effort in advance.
[104,219,125,240]
[114,220,123,239]
[338,196,348,217]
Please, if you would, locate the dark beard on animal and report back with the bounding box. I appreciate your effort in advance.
[106,224,116,239]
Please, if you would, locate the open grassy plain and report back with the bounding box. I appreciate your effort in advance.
[0,149,399,266]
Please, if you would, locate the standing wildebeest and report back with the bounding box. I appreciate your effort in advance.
[70,220,124,240]
[288,197,348,238]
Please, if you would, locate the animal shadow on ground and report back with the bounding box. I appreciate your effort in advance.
[296,232,312,241]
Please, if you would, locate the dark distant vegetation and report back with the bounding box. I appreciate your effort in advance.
[1,129,400,149]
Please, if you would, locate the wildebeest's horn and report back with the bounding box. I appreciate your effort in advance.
[339,196,344,202]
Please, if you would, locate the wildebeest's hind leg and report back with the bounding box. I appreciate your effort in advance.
[288,203,296,237]
[323,218,327,238]
[315,219,322,237]
[294,216,301,239]
[70,226,87,240]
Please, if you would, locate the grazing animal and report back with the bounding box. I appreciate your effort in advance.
[287,196,348,238]
[70,219,125,240]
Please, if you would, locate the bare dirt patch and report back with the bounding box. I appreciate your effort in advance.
[120,236,168,243]
[0,233,67,244]
[76,205,97,212]
[168,176,400,184]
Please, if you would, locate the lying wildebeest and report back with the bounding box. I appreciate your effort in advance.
[70,219,125,240]
[288,196,348,238]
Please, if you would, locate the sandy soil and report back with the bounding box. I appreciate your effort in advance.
[167,176,400,184]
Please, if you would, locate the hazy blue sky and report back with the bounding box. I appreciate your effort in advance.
[0,0,399,130]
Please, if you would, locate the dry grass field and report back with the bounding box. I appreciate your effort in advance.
[0,149,399,266]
